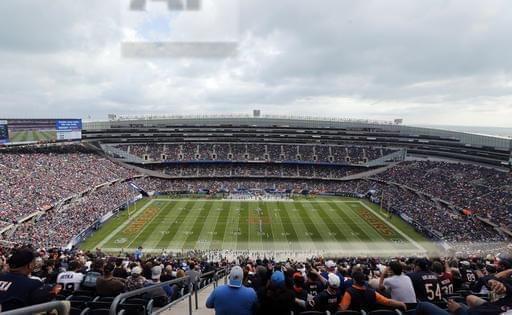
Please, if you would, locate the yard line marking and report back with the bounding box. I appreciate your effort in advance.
[95,200,155,248]
[358,201,426,253]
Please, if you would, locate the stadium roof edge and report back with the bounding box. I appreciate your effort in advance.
[89,113,397,125]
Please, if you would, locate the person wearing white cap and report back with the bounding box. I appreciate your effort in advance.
[206,266,257,315]
[321,260,344,286]
[126,266,147,291]
[310,273,343,314]
[146,265,173,303]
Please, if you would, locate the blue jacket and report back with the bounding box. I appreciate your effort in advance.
[206,285,257,315]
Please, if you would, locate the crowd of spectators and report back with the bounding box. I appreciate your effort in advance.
[150,164,368,179]
[355,181,506,245]
[3,181,140,249]
[1,246,512,314]
[116,143,397,164]
[374,161,512,229]
[206,254,512,315]
[0,145,135,223]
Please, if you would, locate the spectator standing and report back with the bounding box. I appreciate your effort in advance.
[206,266,257,315]
[379,261,417,303]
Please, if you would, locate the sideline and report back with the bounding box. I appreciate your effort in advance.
[358,201,426,253]
[94,200,157,248]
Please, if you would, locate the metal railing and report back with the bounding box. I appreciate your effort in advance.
[108,276,192,315]
[109,268,227,315]
[1,301,71,315]
[0,269,228,315]
[155,268,228,314]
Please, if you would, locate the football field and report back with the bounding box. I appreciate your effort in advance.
[9,130,56,142]
[81,197,436,256]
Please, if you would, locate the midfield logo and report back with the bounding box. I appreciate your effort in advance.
[121,0,239,58]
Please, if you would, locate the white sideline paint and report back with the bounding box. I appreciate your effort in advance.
[95,200,156,248]
[357,201,426,253]
[94,199,427,256]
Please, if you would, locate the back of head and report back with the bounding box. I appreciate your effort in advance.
[103,262,115,275]
[68,260,82,272]
[415,258,429,272]
[92,259,105,272]
[8,247,36,270]
[352,271,366,286]
[432,261,443,274]
[389,261,403,276]
[255,265,267,280]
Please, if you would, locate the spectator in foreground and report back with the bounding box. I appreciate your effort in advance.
[145,266,171,305]
[95,263,125,297]
[126,266,147,291]
[206,266,257,315]
[407,258,442,302]
[340,271,406,312]
[0,248,59,311]
[379,260,417,303]
[56,260,84,292]
[415,274,512,314]
[311,273,343,314]
[258,270,294,315]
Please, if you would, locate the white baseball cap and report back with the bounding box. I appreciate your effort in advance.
[325,260,336,269]
[328,273,340,288]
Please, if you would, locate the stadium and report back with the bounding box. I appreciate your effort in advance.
[0,114,511,314]
[2,1,512,314]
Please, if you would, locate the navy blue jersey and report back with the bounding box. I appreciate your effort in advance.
[407,271,442,302]
[305,280,325,297]
[0,272,53,311]
[313,289,343,314]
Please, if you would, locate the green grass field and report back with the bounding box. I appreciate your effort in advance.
[80,197,437,256]
[9,129,56,142]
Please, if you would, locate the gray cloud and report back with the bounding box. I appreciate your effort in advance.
[0,0,511,126]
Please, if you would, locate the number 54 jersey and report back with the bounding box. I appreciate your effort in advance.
[407,271,442,302]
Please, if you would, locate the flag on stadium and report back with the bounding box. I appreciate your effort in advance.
[128,181,141,191]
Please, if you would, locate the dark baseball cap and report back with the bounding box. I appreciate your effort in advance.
[8,248,36,269]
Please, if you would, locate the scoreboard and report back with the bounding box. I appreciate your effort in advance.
[0,120,8,143]
[0,119,82,144]
[56,119,82,141]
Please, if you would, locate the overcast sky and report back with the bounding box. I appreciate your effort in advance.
[0,0,511,127]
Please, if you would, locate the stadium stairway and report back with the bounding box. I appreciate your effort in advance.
[160,284,215,315]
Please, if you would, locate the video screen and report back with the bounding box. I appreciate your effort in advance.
[0,119,82,144]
